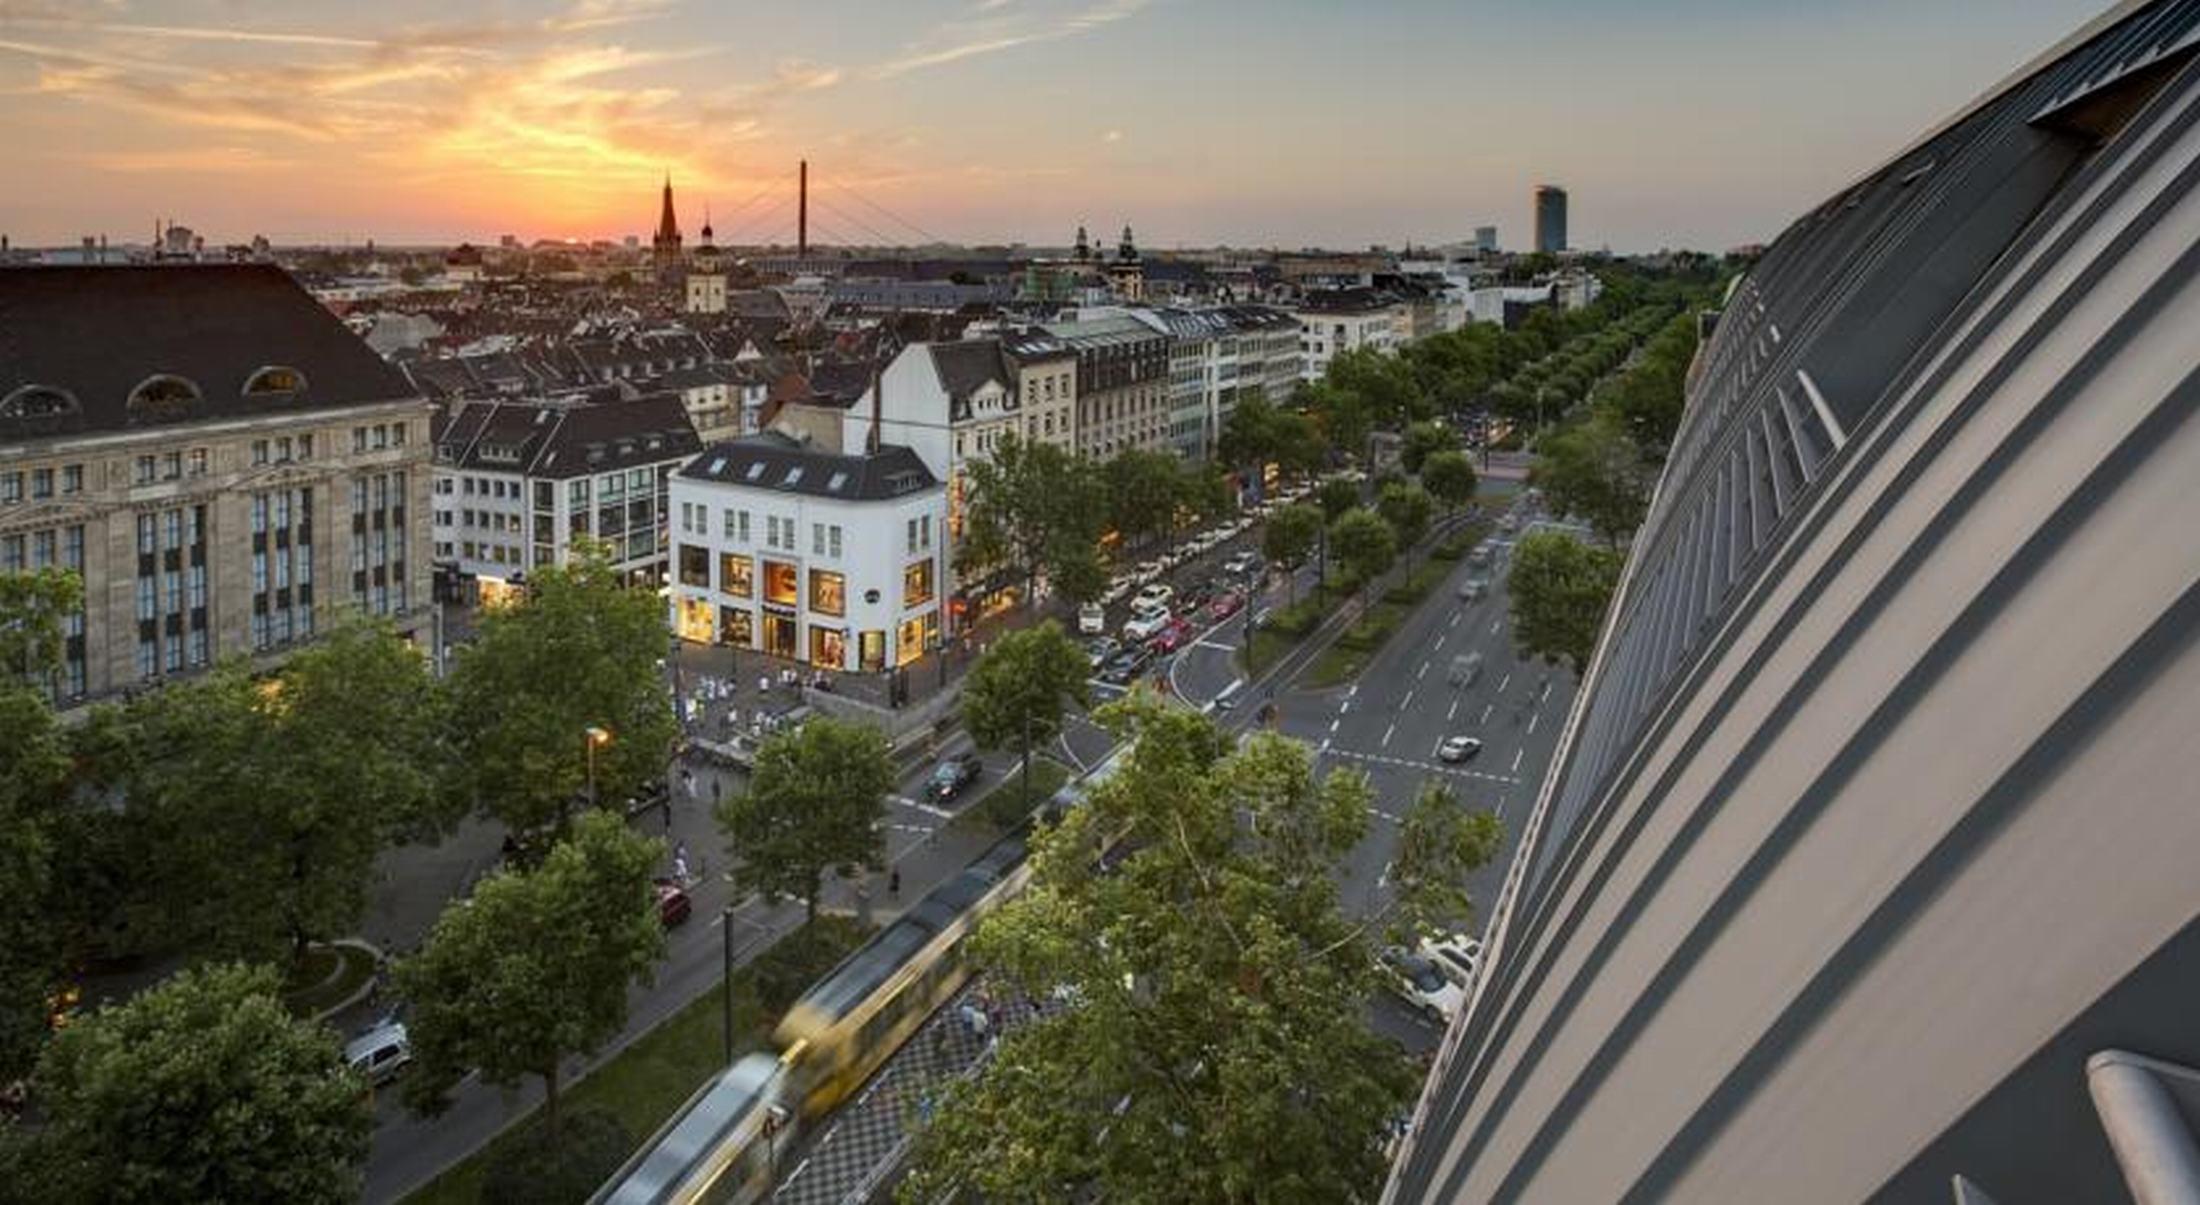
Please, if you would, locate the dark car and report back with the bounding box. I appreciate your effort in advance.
[927,753,983,801]
[654,881,692,928]
[1101,647,1152,685]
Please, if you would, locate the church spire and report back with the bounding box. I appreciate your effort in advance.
[653,175,682,266]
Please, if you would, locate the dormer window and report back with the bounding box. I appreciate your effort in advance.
[125,374,200,425]
[0,384,79,420]
[243,366,308,396]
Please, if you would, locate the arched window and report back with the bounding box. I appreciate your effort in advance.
[125,374,200,425]
[0,384,80,420]
[243,365,308,396]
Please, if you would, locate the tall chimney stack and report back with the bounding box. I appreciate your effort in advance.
[798,159,808,257]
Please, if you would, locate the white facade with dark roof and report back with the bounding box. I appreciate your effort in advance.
[667,432,947,671]
[1290,287,1406,382]
[429,394,701,599]
[1389,4,2200,1202]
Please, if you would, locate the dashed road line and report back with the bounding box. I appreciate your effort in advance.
[1479,703,1493,724]
[1195,639,1239,652]
[1447,699,1460,721]
[1539,679,1553,702]
[1527,711,1540,735]
[891,795,955,819]
[1435,633,1447,652]
[1324,746,1520,785]
[1417,660,1430,681]
[1329,717,1341,735]
[1511,747,1525,772]
[1497,672,1511,694]
[1449,612,1461,628]
[1339,699,1351,714]
[1382,723,1396,748]
[1401,687,1417,712]
[1490,619,1501,634]
[1378,860,1393,889]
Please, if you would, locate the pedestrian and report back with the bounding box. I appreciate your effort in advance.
[758,674,770,696]
[711,777,722,804]
[888,867,901,897]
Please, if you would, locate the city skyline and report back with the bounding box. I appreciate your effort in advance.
[0,0,2107,252]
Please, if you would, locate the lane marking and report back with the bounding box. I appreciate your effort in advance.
[1497,672,1511,694]
[1479,703,1493,724]
[1490,619,1501,634]
[1447,699,1460,721]
[1449,612,1461,628]
[1329,717,1341,735]
[1348,682,1359,698]
[1416,660,1430,681]
[1511,747,1525,772]
[1540,680,1553,702]
[1378,860,1393,889]
[1382,723,1396,748]
[1339,699,1351,714]
[1527,711,1540,735]
[1435,633,1447,652]
[892,795,955,819]
[1322,746,1520,785]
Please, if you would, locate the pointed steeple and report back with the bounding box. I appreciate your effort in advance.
[1073,223,1091,262]
[653,174,683,267]
[1118,223,1138,263]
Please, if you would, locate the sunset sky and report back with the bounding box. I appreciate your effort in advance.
[0,0,2109,252]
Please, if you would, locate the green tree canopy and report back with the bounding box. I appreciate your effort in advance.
[1262,502,1324,606]
[960,621,1091,803]
[445,540,677,835]
[0,682,69,1084]
[1377,481,1436,554]
[0,567,81,680]
[1330,507,1398,597]
[1530,409,1652,546]
[1507,530,1624,676]
[398,811,664,1138]
[1400,420,1459,474]
[957,433,1107,608]
[101,622,447,966]
[13,962,368,1204]
[716,716,894,922]
[1216,393,1279,474]
[1420,449,1479,513]
[902,698,1499,1203]
[1316,476,1361,522]
[1102,449,1185,550]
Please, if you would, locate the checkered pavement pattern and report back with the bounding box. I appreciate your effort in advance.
[773,981,1046,1204]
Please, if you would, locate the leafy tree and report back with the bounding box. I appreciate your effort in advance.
[103,622,448,966]
[0,567,81,680]
[1102,449,1184,550]
[1329,507,1397,601]
[716,717,894,922]
[0,683,69,1085]
[1325,345,1424,432]
[1530,410,1652,546]
[960,621,1091,803]
[445,539,677,836]
[1216,393,1278,475]
[1389,782,1506,940]
[1507,530,1624,676]
[1270,409,1327,481]
[1262,502,1324,607]
[1377,481,1435,557]
[1316,476,1361,522]
[1299,376,1373,462]
[1420,449,1479,514]
[902,698,1499,1203]
[398,811,664,1139]
[1401,420,1459,475]
[12,962,368,1204]
[958,434,1107,610]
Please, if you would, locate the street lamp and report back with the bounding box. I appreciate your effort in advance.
[584,725,613,809]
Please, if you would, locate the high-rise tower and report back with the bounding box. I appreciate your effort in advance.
[1532,184,1567,255]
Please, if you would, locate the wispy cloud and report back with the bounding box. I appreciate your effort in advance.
[870,0,1153,79]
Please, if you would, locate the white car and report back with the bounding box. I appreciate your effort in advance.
[1223,551,1259,576]
[1419,934,1483,990]
[1078,602,1107,635]
[1123,611,1172,642]
[1135,560,1165,581]
[346,1021,412,1086]
[1380,946,1466,1024]
[1134,583,1175,611]
[1438,735,1483,763]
